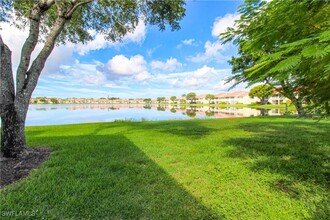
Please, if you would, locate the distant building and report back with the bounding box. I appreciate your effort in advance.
[30,89,290,106]
[196,94,208,104]
[269,91,289,104]
[214,91,258,104]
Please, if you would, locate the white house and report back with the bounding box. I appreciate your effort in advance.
[196,94,209,104]
[214,91,258,104]
[269,91,289,104]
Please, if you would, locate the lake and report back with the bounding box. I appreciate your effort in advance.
[25,104,286,126]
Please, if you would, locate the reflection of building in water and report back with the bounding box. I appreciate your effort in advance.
[31,104,285,118]
[212,107,283,117]
[64,104,149,111]
[164,106,284,118]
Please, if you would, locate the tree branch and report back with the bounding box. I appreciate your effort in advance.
[16,0,92,104]
[23,15,67,99]
[66,0,93,18]
[15,0,55,95]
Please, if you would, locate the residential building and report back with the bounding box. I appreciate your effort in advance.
[214,91,258,104]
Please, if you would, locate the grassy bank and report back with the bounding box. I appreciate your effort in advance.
[1,117,329,219]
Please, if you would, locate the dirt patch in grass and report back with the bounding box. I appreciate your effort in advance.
[0,148,52,188]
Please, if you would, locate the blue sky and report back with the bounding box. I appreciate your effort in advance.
[1,0,247,99]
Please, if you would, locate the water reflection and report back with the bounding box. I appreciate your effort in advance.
[27,104,286,126]
[154,105,285,117]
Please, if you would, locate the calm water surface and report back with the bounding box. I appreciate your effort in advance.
[26,104,286,126]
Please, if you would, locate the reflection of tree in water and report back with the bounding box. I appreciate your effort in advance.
[170,108,177,113]
[258,108,270,116]
[143,105,152,109]
[180,106,186,111]
[109,107,119,110]
[188,106,197,111]
[186,109,196,118]
[205,111,215,117]
[157,107,166,111]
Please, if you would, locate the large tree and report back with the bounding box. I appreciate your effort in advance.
[157,97,166,104]
[170,96,177,103]
[220,0,330,115]
[205,94,215,104]
[249,84,273,105]
[186,92,196,104]
[0,0,185,157]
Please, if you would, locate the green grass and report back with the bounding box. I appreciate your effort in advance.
[248,103,296,110]
[1,117,329,219]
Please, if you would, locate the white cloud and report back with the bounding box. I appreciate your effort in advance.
[187,40,228,63]
[218,78,250,91]
[146,45,161,57]
[107,54,147,76]
[212,13,240,38]
[182,38,195,45]
[56,54,151,85]
[59,62,108,86]
[83,71,108,86]
[0,23,31,67]
[74,21,146,55]
[192,65,218,78]
[150,57,183,72]
[135,71,151,81]
[182,77,200,87]
[123,21,146,43]
[218,78,232,90]
[179,66,223,88]
[0,22,75,76]
[177,38,197,49]
[151,65,231,90]
[205,41,225,57]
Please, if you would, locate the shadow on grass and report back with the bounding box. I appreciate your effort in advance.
[126,120,218,139]
[225,121,330,218]
[1,133,219,219]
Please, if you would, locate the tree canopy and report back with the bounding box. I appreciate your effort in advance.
[205,94,215,103]
[249,84,273,105]
[5,0,185,44]
[221,0,330,115]
[170,96,177,102]
[157,97,166,103]
[186,92,196,101]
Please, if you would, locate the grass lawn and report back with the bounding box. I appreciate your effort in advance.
[1,117,329,219]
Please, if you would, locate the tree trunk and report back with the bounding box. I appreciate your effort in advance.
[278,81,305,117]
[1,104,27,157]
[1,1,81,158]
[260,97,268,105]
[324,101,330,115]
[1,36,30,158]
[290,96,305,116]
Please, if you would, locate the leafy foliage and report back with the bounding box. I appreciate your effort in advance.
[170,96,177,102]
[249,84,273,104]
[8,0,186,44]
[221,0,330,114]
[186,92,197,101]
[205,94,215,103]
[157,97,165,103]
